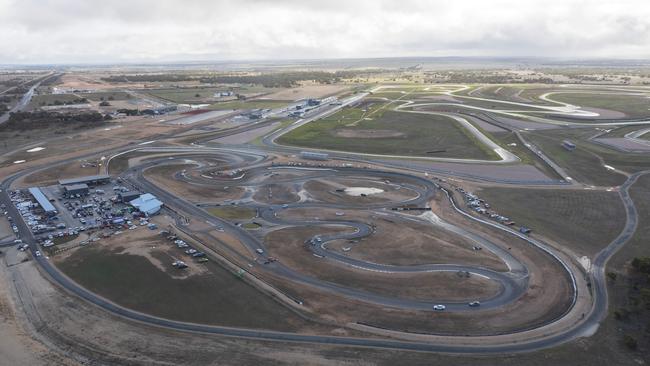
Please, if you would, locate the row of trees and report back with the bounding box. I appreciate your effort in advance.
[1,111,111,131]
[101,74,194,83]
[198,71,359,88]
[101,70,370,88]
[39,97,89,107]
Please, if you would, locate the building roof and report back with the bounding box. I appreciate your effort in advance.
[129,193,162,214]
[59,174,110,186]
[64,183,89,191]
[137,200,162,214]
[28,187,56,212]
[120,191,140,199]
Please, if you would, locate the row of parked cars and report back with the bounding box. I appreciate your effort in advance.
[161,232,209,269]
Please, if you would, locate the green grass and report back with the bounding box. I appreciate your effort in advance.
[525,129,629,186]
[549,92,650,119]
[242,222,262,229]
[526,128,650,185]
[478,187,626,256]
[78,91,132,101]
[207,206,256,220]
[30,94,87,107]
[490,131,562,180]
[641,131,650,141]
[56,246,305,331]
[603,173,650,357]
[278,108,498,160]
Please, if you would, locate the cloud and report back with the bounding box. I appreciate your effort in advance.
[1,0,650,64]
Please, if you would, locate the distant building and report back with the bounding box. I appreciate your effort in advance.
[119,191,140,203]
[214,91,234,97]
[63,183,89,196]
[59,174,110,186]
[129,193,163,216]
[28,187,57,216]
[300,151,329,161]
[562,140,576,151]
[307,99,321,106]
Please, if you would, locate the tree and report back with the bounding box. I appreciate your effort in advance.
[607,272,617,281]
[632,257,650,274]
[99,101,111,107]
[623,334,637,350]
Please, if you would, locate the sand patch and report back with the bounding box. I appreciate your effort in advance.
[344,187,384,196]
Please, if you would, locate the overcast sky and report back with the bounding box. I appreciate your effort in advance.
[1,0,650,64]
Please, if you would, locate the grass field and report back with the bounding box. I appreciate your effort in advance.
[490,131,563,180]
[56,246,306,331]
[548,92,650,119]
[603,125,646,138]
[29,94,87,107]
[78,91,132,101]
[602,173,650,357]
[525,129,628,186]
[526,128,650,185]
[278,108,498,159]
[478,187,626,256]
[242,222,262,229]
[207,206,256,220]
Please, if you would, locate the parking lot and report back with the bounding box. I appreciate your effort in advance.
[8,178,160,253]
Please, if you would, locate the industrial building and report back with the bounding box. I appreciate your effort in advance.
[119,191,140,203]
[59,174,111,186]
[300,151,329,161]
[28,187,57,216]
[129,193,163,216]
[63,183,89,196]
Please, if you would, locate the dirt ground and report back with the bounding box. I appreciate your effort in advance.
[260,84,349,101]
[252,183,301,204]
[0,254,640,365]
[263,226,501,302]
[18,160,100,187]
[277,207,507,271]
[144,164,246,202]
[0,217,14,241]
[303,177,419,205]
[258,190,575,335]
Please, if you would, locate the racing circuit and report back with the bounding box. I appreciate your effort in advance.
[2,82,650,356]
